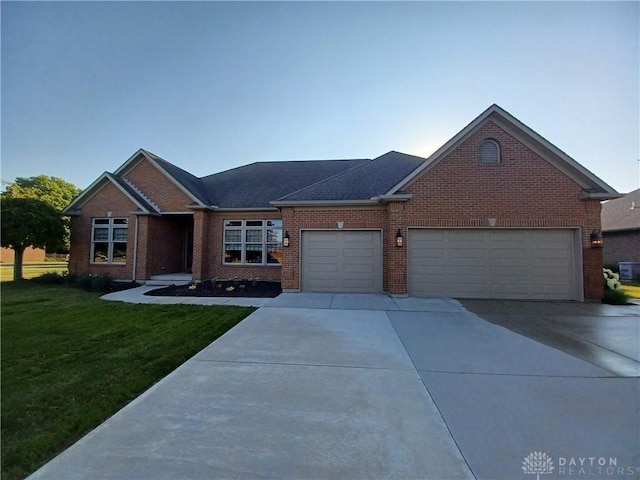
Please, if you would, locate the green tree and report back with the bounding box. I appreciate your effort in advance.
[2,175,82,251]
[1,197,66,281]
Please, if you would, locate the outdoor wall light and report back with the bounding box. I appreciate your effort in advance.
[590,230,603,248]
[283,231,290,248]
[395,229,404,248]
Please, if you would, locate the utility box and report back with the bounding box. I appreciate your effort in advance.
[618,262,640,281]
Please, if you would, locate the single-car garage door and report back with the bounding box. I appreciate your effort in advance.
[408,229,580,300]
[301,230,382,293]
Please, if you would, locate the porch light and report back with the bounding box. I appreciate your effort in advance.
[395,229,404,248]
[283,231,290,248]
[590,230,603,248]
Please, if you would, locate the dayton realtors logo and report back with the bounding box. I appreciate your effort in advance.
[522,451,555,480]
[522,452,640,478]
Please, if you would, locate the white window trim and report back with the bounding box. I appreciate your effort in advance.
[91,218,128,264]
[223,219,282,266]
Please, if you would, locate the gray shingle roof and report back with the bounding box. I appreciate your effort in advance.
[199,159,369,208]
[276,151,425,202]
[113,150,425,210]
[107,173,160,213]
[601,188,640,232]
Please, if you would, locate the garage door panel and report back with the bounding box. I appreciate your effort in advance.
[409,229,578,300]
[302,231,382,293]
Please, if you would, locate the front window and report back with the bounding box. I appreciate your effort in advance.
[91,218,128,264]
[223,219,282,265]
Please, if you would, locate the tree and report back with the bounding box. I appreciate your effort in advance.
[2,175,82,251]
[1,197,66,281]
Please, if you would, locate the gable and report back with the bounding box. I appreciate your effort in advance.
[391,104,619,200]
[119,157,196,212]
[73,180,139,216]
[404,120,585,219]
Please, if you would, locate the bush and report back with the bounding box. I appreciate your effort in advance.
[602,268,629,304]
[32,272,68,284]
[72,273,113,292]
[603,288,629,305]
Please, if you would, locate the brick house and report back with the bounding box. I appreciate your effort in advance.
[63,105,619,301]
[601,188,640,265]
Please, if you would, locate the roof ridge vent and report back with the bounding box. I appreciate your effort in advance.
[121,177,161,212]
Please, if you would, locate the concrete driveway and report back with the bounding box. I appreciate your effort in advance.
[29,293,640,480]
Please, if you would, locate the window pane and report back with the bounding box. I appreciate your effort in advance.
[267,220,282,228]
[224,230,241,242]
[267,244,283,264]
[112,243,127,263]
[267,229,282,243]
[114,218,128,225]
[245,244,263,263]
[112,228,128,241]
[93,243,109,262]
[246,220,263,227]
[246,229,262,242]
[224,244,242,263]
[94,219,109,225]
[93,228,109,241]
[224,220,242,227]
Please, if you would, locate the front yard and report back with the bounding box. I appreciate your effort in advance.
[1,282,253,480]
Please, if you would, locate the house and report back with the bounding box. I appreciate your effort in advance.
[63,104,619,301]
[0,246,45,263]
[601,188,640,266]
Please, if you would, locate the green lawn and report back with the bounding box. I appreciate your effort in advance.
[1,282,254,480]
[0,263,68,282]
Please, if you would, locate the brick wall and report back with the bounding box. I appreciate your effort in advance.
[0,247,46,263]
[280,206,388,290]
[603,230,640,264]
[68,182,136,280]
[399,120,602,299]
[195,210,283,282]
[122,159,194,212]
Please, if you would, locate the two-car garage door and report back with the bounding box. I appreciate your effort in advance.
[301,230,382,293]
[408,229,580,300]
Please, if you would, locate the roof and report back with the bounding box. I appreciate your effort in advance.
[601,188,640,232]
[63,104,620,214]
[274,151,425,203]
[201,159,369,208]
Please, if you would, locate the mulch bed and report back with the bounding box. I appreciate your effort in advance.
[145,280,282,298]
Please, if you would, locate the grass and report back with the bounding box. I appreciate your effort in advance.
[0,263,68,282]
[1,282,254,480]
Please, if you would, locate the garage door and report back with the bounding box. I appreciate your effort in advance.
[408,229,579,300]
[301,230,382,293]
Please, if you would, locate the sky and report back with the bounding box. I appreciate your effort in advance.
[2,1,639,194]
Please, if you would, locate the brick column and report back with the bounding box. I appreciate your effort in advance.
[191,209,208,282]
[280,207,298,291]
[583,199,604,301]
[386,201,407,295]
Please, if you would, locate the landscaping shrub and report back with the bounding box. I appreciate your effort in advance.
[602,268,630,305]
[32,272,67,284]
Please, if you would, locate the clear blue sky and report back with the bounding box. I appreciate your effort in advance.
[2,1,639,193]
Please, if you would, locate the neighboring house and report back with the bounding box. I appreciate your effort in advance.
[63,104,619,301]
[601,188,640,265]
[0,247,46,263]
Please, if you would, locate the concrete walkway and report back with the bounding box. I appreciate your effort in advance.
[29,290,640,479]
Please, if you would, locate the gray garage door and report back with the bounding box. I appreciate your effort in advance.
[301,230,382,293]
[408,229,580,300]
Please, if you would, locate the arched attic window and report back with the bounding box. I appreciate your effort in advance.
[479,139,501,165]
